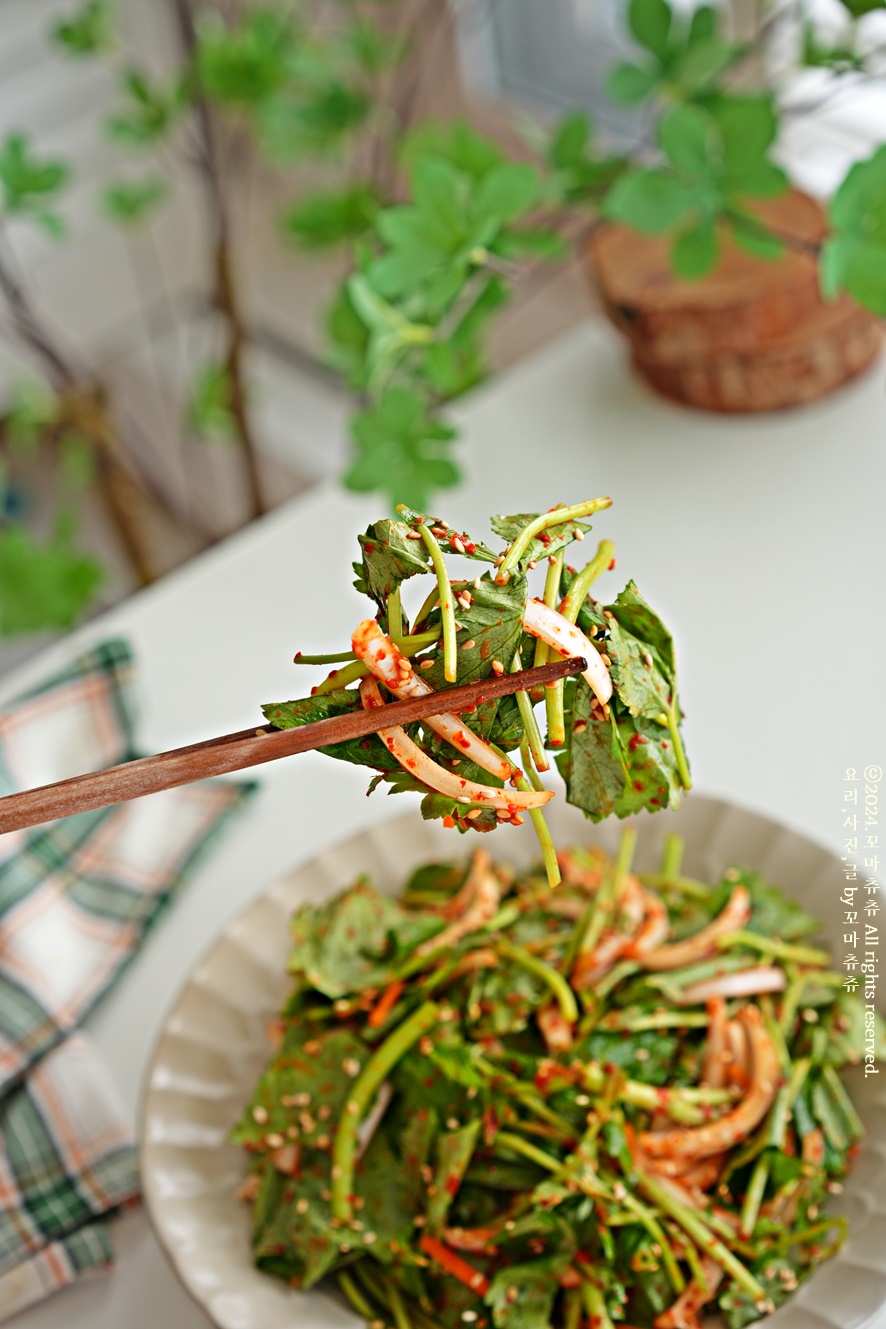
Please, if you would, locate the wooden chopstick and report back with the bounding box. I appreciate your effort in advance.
[0,656,586,834]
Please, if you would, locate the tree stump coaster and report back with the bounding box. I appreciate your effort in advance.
[588,189,884,412]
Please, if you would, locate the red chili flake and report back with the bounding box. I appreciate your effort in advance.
[442,815,456,828]
[650,798,659,806]
[607,559,616,571]
[464,541,476,554]
[538,531,551,545]
[628,734,648,752]
[445,1173,461,1196]
[634,781,644,792]
[480,640,491,659]
[364,542,374,554]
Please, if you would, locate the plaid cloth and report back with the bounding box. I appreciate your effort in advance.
[0,640,256,1319]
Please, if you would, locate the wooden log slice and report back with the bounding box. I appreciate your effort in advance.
[589,190,826,357]
[631,295,883,413]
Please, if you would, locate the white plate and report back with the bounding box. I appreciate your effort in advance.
[140,795,886,1329]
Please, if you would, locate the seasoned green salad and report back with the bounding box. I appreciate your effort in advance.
[233,832,882,1329]
[262,500,691,888]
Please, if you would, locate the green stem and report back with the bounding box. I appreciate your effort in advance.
[313,628,441,695]
[564,1288,583,1329]
[532,549,563,672]
[294,648,361,665]
[664,699,692,791]
[598,1009,710,1032]
[716,931,831,967]
[414,521,457,683]
[740,1155,770,1238]
[579,1062,734,1125]
[490,743,560,889]
[779,970,807,1037]
[575,828,636,961]
[560,539,616,623]
[636,1172,766,1303]
[493,1130,563,1173]
[332,1001,439,1222]
[660,833,684,881]
[497,938,578,1023]
[339,1269,378,1319]
[496,498,613,584]
[520,740,545,791]
[581,1282,615,1329]
[387,586,403,639]
[472,1055,575,1138]
[767,1058,810,1149]
[512,651,550,773]
[412,582,441,631]
[386,1278,413,1329]
[638,872,712,900]
[620,1193,686,1293]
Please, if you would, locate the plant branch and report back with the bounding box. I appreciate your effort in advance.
[168,0,266,521]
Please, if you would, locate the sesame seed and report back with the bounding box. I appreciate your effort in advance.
[603,609,613,619]
[462,639,476,650]
[457,795,472,804]
[644,652,653,667]
[346,1100,360,1115]
[467,1085,478,1099]
[363,1231,377,1244]
[575,1094,590,1106]
[511,814,524,825]
[462,1314,479,1323]
[573,720,587,734]
[573,528,585,541]
[491,659,505,675]
[447,1118,460,1130]
[318,1105,331,1121]
[528,559,537,569]
[466,808,482,819]
[803,1008,819,1023]
[420,659,435,670]
[453,536,466,554]
[406,531,422,539]
[342,1058,361,1077]
[473,576,482,589]
[296,1197,309,1214]
[252,1106,269,1125]
[316,1134,330,1149]
[634,1048,650,1061]
[600,653,612,667]
[265,1132,284,1149]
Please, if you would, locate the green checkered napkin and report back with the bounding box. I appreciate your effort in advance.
[0,640,256,1318]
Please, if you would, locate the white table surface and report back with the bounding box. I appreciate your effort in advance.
[3,318,885,1328]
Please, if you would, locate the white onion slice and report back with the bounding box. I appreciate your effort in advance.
[639,1006,780,1160]
[352,620,514,781]
[358,677,552,810]
[522,599,612,704]
[677,965,787,1006]
[639,887,751,972]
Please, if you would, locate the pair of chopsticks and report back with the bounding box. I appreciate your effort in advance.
[0,656,586,834]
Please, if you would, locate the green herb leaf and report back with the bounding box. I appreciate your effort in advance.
[604,168,698,234]
[0,135,68,215]
[822,145,886,315]
[345,387,460,512]
[0,519,103,635]
[52,0,112,55]
[628,0,673,60]
[187,363,237,443]
[261,688,401,772]
[101,177,167,225]
[196,8,291,105]
[605,60,660,104]
[427,1120,483,1232]
[282,185,379,248]
[106,70,183,146]
[287,879,441,999]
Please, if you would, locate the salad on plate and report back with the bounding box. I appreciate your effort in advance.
[230,501,882,1328]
